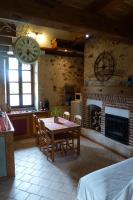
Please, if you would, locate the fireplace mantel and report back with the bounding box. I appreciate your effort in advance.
[84,86,133,96]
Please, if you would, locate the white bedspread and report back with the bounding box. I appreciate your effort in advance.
[77,158,133,200]
[113,179,133,200]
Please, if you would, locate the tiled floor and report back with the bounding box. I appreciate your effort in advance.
[0,137,124,200]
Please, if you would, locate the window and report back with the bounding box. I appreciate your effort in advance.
[7,57,34,107]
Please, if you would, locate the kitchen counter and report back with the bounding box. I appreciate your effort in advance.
[8,110,50,116]
[0,113,15,178]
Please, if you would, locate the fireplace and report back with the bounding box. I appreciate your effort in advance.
[82,86,133,156]
[86,99,102,133]
[105,114,129,145]
[90,105,101,132]
[83,91,133,146]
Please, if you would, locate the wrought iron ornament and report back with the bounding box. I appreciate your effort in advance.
[94,51,115,82]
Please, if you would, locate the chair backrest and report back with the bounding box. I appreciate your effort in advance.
[63,111,70,120]
[74,115,82,125]
[33,114,39,134]
[39,119,51,141]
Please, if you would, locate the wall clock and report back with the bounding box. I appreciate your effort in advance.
[14,36,41,64]
[94,51,115,82]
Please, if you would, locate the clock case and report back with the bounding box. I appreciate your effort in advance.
[13,36,41,64]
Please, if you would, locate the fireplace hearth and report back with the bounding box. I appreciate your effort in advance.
[105,114,129,145]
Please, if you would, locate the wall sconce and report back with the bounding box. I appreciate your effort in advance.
[27,31,36,39]
[27,31,47,48]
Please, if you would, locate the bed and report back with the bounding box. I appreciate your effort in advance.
[77,157,133,200]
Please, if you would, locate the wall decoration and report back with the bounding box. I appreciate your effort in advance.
[51,38,57,49]
[14,36,41,64]
[94,51,115,82]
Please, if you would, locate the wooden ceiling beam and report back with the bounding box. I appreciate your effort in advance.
[41,47,83,57]
[0,36,12,46]
[56,38,84,52]
[97,0,125,11]
[0,0,132,40]
[87,0,115,12]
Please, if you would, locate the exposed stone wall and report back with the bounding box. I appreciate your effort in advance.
[84,37,133,87]
[38,54,83,108]
[0,54,83,111]
[83,36,133,146]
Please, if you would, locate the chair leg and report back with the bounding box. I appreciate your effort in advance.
[72,138,74,150]
[60,143,67,155]
[66,138,74,150]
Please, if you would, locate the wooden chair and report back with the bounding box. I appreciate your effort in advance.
[67,115,82,151]
[33,114,47,151]
[33,114,39,134]
[62,111,77,150]
[38,119,67,161]
[74,115,82,126]
[63,111,70,120]
[33,114,40,146]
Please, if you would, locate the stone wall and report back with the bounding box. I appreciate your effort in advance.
[38,54,83,108]
[83,36,133,146]
[84,37,133,87]
[0,54,83,110]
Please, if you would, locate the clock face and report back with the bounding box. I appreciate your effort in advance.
[14,36,41,64]
[94,51,115,82]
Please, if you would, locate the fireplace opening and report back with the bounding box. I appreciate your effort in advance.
[105,114,129,145]
[90,105,101,132]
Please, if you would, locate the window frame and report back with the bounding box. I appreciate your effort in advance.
[6,56,35,108]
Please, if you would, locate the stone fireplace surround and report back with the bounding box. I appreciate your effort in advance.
[81,86,133,157]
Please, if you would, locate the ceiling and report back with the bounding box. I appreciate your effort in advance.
[16,22,83,46]
[0,20,85,56]
[0,0,133,55]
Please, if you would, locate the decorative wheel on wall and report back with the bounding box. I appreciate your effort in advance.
[94,51,115,82]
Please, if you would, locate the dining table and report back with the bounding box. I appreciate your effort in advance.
[41,117,81,162]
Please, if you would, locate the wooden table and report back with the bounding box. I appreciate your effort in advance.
[41,117,81,161]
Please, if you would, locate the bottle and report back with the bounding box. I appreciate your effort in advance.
[0,108,2,117]
[44,99,49,110]
[39,101,43,110]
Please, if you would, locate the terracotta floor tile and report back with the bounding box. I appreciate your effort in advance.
[0,137,124,200]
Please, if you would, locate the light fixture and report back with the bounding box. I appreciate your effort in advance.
[27,31,47,48]
[36,34,46,47]
[27,31,36,39]
[64,49,68,52]
[85,34,90,38]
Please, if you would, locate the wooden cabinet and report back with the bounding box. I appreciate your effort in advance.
[0,136,7,177]
[34,111,50,118]
[8,111,50,140]
[9,114,33,140]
